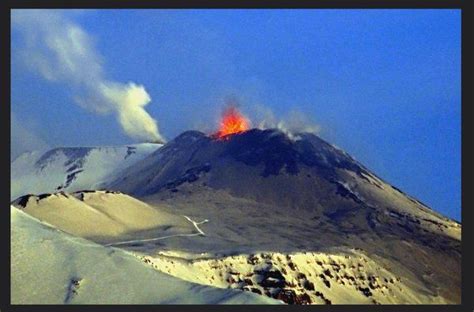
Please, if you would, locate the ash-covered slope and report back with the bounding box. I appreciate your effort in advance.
[11,143,161,201]
[11,206,280,304]
[106,129,461,303]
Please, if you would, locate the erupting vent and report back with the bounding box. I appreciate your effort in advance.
[212,106,250,139]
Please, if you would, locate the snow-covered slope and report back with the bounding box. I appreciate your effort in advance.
[11,190,196,244]
[11,143,161,201]
[11,206,281,304]
[137,250,447,304]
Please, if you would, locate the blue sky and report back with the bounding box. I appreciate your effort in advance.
[11,9,461,221]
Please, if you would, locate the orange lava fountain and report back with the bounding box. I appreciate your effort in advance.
[213,106,250,139]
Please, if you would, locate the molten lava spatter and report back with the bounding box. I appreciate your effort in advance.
[213,106,250,139]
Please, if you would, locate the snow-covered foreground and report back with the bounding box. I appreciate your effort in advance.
[11,189,457,304]
[11,143,160,201]
[11,206,281,304]
[135,250,447,304]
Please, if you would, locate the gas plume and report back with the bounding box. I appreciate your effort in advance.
[12,10,165,143]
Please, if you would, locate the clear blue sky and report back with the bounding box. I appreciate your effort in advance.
[11,9,461,221]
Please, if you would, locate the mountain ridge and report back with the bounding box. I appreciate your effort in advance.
[11,143,162,201]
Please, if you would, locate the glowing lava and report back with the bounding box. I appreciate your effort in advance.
[213,106,250,139]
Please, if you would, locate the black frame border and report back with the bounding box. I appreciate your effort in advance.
[2,1,472,312]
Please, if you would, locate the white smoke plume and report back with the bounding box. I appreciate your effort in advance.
[12,10,165,143]
[251,105,321,140]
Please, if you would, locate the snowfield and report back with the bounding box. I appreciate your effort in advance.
[11,206,281,304]
[11,143,161,201]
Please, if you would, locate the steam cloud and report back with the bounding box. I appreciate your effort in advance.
[251,105,321,140]
[12,10,165,143]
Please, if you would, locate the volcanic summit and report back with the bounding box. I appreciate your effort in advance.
[99,128,461,303]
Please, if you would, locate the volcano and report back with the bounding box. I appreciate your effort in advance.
[12,128,461,304]
[102,128,461,304]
